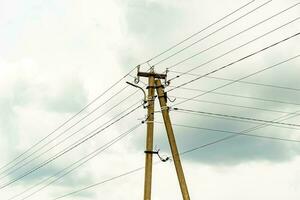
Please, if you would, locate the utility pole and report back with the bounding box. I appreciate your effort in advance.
[132,67,190,200]
[143,67,155,200]
[155,79,190,200]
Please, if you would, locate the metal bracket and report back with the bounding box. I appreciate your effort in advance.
[144,149,171,162]
[144,150,159,154]
[134,65,140,84]
[165,68,170,86]
[126,81,147,108]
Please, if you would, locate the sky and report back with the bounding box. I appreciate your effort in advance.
[0,0,300,199]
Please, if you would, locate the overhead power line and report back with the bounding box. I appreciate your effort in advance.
[170,55,300,108]
[173,108,300,128]
[163,2,299,69]
[169,71,300,92]
[0,90,140,181]
[167,32,300,93]
[154,106,300,130]
[52,109,300,200]
[52,165,146,200]
[142,0,255,64]
[154,0,273,66]
[0,86,134,176]
[156,121,300,143]
[0,103,141,190]
[7,123,142,200]
[47,29,300,200]
[171,96,295,114]
[0,1,259,175]
[0,79,135,173]
[166,16,299,79]
[180,110,300,156]
[169,86,300,107]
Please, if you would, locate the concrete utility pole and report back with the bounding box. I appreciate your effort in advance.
[134,67,190,200]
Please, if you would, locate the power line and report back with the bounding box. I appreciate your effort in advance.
[169,71,300,92]
[8,123,142,200]
[155,121,300,143]
[153,0,274,66]
[0,90,140,181]
[142,0,255,64]
[170,54,300,108]
[165,16,299,79]
[0,103,141,190]
[171,96,294,114]
[180,110,300,156]
[52,110,300,200]
[0,0,253,175]
[163,3,299,69]
[0,74,136,173]
[167,32,300,93]
[154,106,300,131]
[50,31,300,200]
[173,108,300,128]
[52,166,145,200]
[0,85,134,176]
[174,108,300,131]
[0,0,254,177]
[169,86,300,106]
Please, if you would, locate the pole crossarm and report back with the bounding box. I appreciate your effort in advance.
[138,72,167,79]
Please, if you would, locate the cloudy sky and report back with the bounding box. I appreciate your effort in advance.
[0,0,300,199]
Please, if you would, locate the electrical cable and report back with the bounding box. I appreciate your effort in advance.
[155,121,300,143]
[163,2,299,68]
[0,103,141,190]
[180,109,300,156]
[167,32,300,94]
[142,0,256,65]
[154,0,275,66]
[173,108,300,128]
[0,90,140,181]
[51,109,300,200]
[166,16,299,79]
[168,86,300,107]
[0,85,133,176]
[50,48,300,200]
[1,1,289,197]
[0,0,252,172]
[0,53,145,174]
[0,0,287,177]
[171,96,294,114]
[153,107,300,131]
[169,56,300,109]
[7,123,142,200]
[169,70,300,92]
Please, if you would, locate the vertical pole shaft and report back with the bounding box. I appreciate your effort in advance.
[143,70,155,200]
[155,79,190,200]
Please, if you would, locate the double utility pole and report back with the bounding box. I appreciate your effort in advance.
[135,67,190,200]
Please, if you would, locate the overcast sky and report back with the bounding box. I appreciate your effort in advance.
[0,0,300,199]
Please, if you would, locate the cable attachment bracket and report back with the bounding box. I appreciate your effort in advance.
[134,65,140,84]
[126,81,147,108]
[165,68,170,86]
[144,148,171,162]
